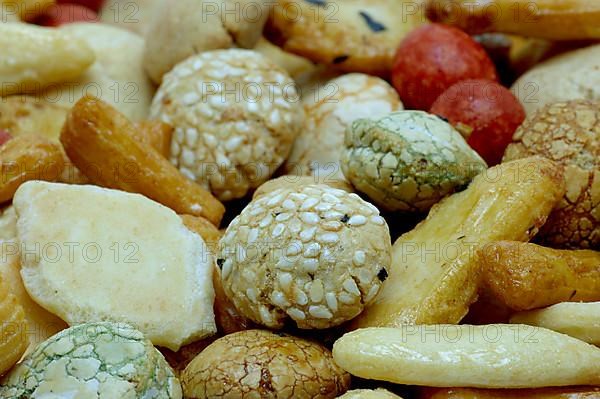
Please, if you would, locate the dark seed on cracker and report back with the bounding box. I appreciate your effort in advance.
[304,0,327,7]
[333,55,349,64]
[359,11,386,32]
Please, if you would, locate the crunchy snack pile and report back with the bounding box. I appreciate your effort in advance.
[0,1,599,397]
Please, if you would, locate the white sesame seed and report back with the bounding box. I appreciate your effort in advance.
[246,288,257,303]
[198,106,215,119]
[215,151,231,167]
[295,289,308,306]
[348,215,367,226]
[203,133,217,148]
[259,214,273,228]
[333,204,352,214]
[235,121,250,133]
[366,203,381,214]
[339,292,355,304]
[182,92,200,105]
[365,285,380,303]
[303,242,320,258]
[185,128,198,147]
[358,269,372,285]
[343,278,361,296]
[181,148,195,167]
[287,308,306,320]
[300,212,319,225]
[288,218,302,233]
[300,197,319,211]
[259,305,273,324]
[249,206,265,217]
[282,199,296,210]
[322,221,342,232]
[303,187,321,196]
[299,226,317,242]
[225,136,244,152]
[270,110,281,125]
[314,202,332,212]
[308,305,333,319]
[221,259,233,279]
[322,193,341,204]
[271,291,289,307]
[371,216,386,226]
[247,101,259,113]
[309,280,324,303]
[286,242,302,257]
[247,228,259,244]
[276,257,295,271]
[175,128,185,142]
[289,193,308,202]
[171,140,181,156]
[302,258,319,273]
[326,188,345,196]
[323,211,344,220]
[267,193,284,207]
[325,293,338,312]
[272,223,285,238]
[192,59,203,70]
[275,212,292,222]
[353,250,366,266]
[278,273,293,290]
[318,233,339,244]
[236,246,247,263]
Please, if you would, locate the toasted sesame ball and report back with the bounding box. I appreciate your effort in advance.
[341,111,487,213]
[503,100,600,249]
[285,73,403,181]
[150,49,305,201]
[253,175,354,200]
[219,184,392,329]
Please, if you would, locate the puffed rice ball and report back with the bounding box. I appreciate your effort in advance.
[218,184,392,329]
[150,49,305,201]
[285,73,403,180]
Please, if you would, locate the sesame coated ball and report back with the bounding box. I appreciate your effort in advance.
[218,184,392,329]
[150,49,305,201]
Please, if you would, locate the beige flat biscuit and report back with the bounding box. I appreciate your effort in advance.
[267,0,424,75]
[13,181,216,351]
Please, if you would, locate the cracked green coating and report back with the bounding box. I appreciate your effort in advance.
[341,111,487,212]
[0,322,182,399]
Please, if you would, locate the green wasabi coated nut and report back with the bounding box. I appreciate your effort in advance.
[1,322,182,399]
[341,111,487,212]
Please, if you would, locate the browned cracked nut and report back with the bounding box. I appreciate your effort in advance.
[503,100,600,249]
[181,330,351,398]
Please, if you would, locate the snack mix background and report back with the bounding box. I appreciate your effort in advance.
[0,0,598,398]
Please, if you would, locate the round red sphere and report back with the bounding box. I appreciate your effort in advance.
[430,79,526,166]
[392,23,498,110]
[56,0,105,13]
[0,130,12,147]
[36,3,99,26]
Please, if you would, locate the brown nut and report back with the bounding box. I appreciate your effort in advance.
[503,100,600,249]
[0,134,64,203]
[181,330,351,398]
[60,96,225,226]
